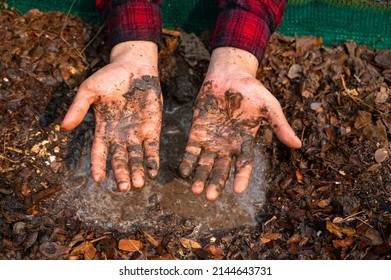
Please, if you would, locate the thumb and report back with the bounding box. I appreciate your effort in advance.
[267,101,302,149]
[61,87,97,131]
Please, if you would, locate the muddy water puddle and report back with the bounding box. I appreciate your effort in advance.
[54,101,268,235]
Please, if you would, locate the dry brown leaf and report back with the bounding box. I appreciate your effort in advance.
[205,244,224,260]
[362,227,383,246]
[180,238,202,249]
[21,182,31,197]
[295,170,303,182]
[326,220,356,238]
[71,241,93,256]
[259,232,282,244]
[366,163,382,172]
[354,111,371,129]
[68,233,85,248]
[287,234,301,244]
[332,238,354,249]
[140,230,160,248]
[83,244,97,260]
[374,148,389,163]
[318,197,332,208]
[118,239,143,252]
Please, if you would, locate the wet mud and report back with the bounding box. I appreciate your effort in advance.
[53,100,269,235]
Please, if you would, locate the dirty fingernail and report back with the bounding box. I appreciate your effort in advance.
[118,182,130,192]
[191,181,204,194]
[206,184,221,201]
[179,163,191,177]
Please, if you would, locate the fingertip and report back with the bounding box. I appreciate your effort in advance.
[147,168,158,179]
[118,181,131,192]
[206,184,221,201]
[293,136,302,149]
[233,176,250,194]
[284,134,302,149]
[132,175,145,188]
[146,160,159,179]
[191,181,204,195]
[179,162,192,178]
[92,173,105,184]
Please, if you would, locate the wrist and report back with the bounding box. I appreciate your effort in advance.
[206,47,259,79]
[110,41,158,72]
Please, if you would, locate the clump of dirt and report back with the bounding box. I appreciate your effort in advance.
[0,8,390,260]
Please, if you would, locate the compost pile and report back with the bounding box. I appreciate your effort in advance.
[0,8,390,260]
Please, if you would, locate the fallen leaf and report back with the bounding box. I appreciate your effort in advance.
[318,197,332,208]
[326,220,356,238]
[374,148,389,163]
[118,239,143,252]
[68,232,85,248]
[366,163,382,172]
[23,231,39,250]
[21,182,31,196]
[40,242,70,259]
[332,237,354,249]
[287,234,301,244]
[362,227,383,246]
[71,241,93,256]
[83,244,97,260]
[205,244,224,260]
[332,217,344,224]
[288,244,299,255]
[259,232,282,244]
[287,64,303,79]
[295,170,304,182]
[140,230,160,248]
[354,111,371,129]
[180,238,202,249]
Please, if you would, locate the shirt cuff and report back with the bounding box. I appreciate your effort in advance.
[103,1,163,48]
[211,8,271,63]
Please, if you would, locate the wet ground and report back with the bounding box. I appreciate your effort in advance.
[0,8,390,260]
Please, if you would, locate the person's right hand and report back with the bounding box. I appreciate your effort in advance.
[61,41,162,192]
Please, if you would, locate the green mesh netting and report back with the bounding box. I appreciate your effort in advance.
[3,0,391,48]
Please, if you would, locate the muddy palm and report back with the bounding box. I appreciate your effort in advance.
[62,41,162,191]
[180,47,302,200]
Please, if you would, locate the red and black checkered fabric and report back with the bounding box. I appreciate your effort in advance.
[96,0,287,62]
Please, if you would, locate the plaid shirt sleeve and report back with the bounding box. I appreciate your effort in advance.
[96,0,163,48]
[211,0,288,62]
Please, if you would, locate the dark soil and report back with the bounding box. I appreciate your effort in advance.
[0,8,390,260]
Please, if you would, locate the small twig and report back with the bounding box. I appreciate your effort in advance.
[341,210,366,222]
[355,217,374,229]
[339,75,385,114]
[81,23,105,56]
[5,146,23,153]
[60,0,76,46]
[343,241,359,260]
[264,215,277,226]
[90,235,109,244]
[60,0,87,63]
[0,154,20,163]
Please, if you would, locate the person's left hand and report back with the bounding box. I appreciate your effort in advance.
[179,47,302,201]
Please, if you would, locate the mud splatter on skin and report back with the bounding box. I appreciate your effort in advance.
[91,75,163,189]
[180,81,263,193]
[225,91,243,118]
[124,75,161,99]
